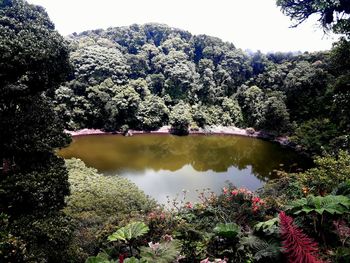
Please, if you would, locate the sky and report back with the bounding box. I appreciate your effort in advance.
[27,0,340,53]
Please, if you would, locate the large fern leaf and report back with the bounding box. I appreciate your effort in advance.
[213,222,241,238]
[108,221,149,242]
[140,239,182,263]
[240,234,281,261]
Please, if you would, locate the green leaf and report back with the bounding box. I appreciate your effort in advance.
[254,217,279,231]
[214,222,241,238]
[289,195,350,215]
[108,222,149,242]
[140,239,182,263]
[85,256,111,263]
[124,257,142,263]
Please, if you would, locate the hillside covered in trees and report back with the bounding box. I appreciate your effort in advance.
[1,0,350,262]
[54,23,349,154]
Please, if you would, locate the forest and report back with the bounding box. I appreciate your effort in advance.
[0,0,350,262]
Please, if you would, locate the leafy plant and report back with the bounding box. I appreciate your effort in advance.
[124,257,147,263]
[254,217,280,235]
[287,195,350,215]
[140,238,182,263]
[85,252,113,263]
[279,211,324,263]
[108,222,150,242]
[213,223,241,239]
[239,234,281,261]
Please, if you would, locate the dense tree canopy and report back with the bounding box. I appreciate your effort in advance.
[0,0,72,261]
[50,23,350,155]
[1,0,350,262]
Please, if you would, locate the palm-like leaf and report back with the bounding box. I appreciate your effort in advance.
[240,234,281,261]
[140,239,182,263]
[108,221,149,242]
[213,222,241,238]
[254,217,280,235]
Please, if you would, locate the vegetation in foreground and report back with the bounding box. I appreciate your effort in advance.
[81,151,350,263]
[0,0,349,262]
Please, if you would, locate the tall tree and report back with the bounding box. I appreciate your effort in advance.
[277,0,350,35]
[0,0,72,261]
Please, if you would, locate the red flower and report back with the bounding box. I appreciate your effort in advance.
[185,202,193,209]
[223,187,228,194]
[231,190,238,196]
[252,197,261,203]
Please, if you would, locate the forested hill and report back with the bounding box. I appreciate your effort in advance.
[54,23,350,154]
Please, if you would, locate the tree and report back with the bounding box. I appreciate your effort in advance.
[136,95,169,131]
[169,101,192,135]
[0,0,72,261]
[112,83,142,128]
[70,37,130,85]
[276,0,350,35]
[329,38,350,131]
[221,97,244,126]
[261,92,291,134]
[283,61,329,121]
[238,86,266,128]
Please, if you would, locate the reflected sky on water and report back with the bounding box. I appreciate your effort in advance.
[59,134,310,203]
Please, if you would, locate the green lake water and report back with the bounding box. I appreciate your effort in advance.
[58,134,310,203]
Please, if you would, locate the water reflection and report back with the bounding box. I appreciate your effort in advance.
[59,134,310,203]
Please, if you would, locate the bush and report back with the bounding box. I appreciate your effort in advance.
[64,158,157,261]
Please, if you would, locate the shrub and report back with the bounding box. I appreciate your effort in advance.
[64,158,156,261]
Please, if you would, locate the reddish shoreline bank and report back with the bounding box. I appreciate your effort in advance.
[65,126,291,147]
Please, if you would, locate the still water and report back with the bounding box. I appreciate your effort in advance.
[59,134,309,203]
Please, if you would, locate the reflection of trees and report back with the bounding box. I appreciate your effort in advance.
[59,135,310,180]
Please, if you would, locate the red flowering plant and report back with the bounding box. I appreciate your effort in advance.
[216,186,267,225]
[145,207,178,241]
[279,211,326,263]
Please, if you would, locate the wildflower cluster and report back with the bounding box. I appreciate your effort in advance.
[222,187,265,212]
[251,196,265,212]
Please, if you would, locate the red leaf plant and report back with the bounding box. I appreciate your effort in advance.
[279,211,325,263]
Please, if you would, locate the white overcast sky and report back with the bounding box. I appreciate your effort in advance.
[27,0,339,53]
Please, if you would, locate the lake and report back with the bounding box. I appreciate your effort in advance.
[58,134,310,203]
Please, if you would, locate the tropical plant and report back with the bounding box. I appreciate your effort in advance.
[140,238,182,263]
[239,234,281,262]
[108,222,150,242]
[213,223,241,239]
[279,211,324,263]
[287,195,350,215]
[254,217,280,235]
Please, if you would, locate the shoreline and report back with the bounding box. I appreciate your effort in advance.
[65,126,292,147]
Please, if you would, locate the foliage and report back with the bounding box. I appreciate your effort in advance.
[279,211,324,263]
[108,222,149,242]
[298,151,350,195]
[64,158,156,260]
[213,223,241,239]
[239,234,281,262]
[254,217,280,236]
[292,118,339,154]
[287,195,350,215]
[0,0,73,261]
[276,0,350,35]
[169,101,192,135]
[48,23,350,154]
[140,238,182,263]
